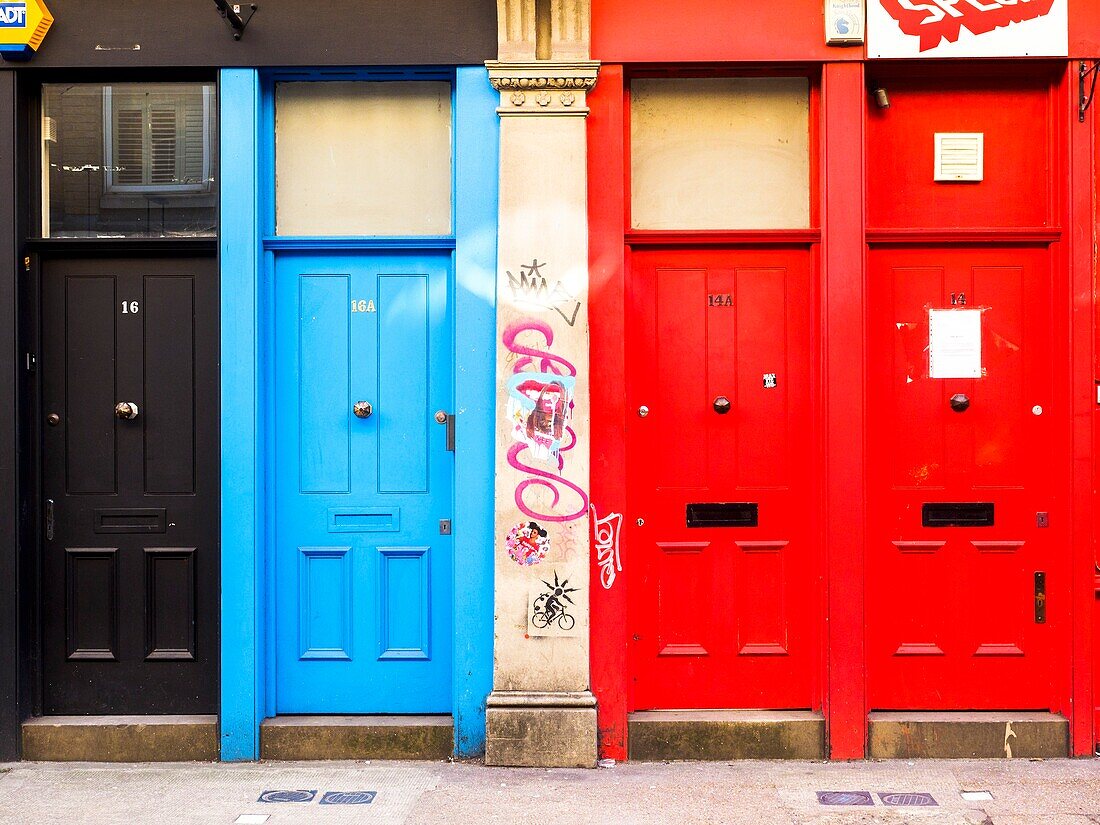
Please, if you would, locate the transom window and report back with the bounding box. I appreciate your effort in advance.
[41,82,217,238]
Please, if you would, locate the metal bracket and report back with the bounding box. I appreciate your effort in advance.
[213,0,258,40]
[1079,60,1100,123]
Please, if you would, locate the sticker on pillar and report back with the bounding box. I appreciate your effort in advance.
[528,570,580,637]
[929,308,983,379]
[0,0,52,61]
[505,520,551,567]
[506,374,576,463]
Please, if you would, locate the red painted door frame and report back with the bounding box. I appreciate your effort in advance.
[589,59,1095,761]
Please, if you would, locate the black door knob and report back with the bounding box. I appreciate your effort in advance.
[713,396,731,414]
[950,393,970,413]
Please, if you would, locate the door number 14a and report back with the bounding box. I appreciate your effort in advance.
[351,299,376,313]
[121,301,140,314]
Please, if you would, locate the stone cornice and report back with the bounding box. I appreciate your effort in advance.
[486,61,599,116]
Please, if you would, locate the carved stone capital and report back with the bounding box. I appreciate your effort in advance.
[486,60,599,116]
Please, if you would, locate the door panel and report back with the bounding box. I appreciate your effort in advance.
[867,245,1063,709]
[273,253,453,713]
[627,248,817,709]
[41,257,219,713]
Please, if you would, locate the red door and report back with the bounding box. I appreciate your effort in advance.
[867,245,1066,709]
[626,248,817,709]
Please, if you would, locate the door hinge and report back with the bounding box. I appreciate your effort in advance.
[1034,571,1046,624]
[45,499,54,541]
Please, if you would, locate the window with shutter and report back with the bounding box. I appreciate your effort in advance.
[104,85,212,193]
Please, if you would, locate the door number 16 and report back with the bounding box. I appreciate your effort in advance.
[121,301,140,314]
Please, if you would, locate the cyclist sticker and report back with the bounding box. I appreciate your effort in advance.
[505,520,551,567]
[528,570,580,637]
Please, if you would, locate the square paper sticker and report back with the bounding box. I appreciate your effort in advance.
[929,308,982,379]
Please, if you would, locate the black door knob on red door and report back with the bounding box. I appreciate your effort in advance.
[713,396,731,414]
[949,393,970,413]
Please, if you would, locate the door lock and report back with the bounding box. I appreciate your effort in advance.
[637,405,650,418]
[1034,571,1046,624]
[114,402,139,420]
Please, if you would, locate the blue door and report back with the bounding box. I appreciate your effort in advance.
[273,251,453,713]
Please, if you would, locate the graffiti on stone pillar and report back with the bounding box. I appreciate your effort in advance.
[590,505,623,589]
[503,317,589,522]
[506,258,582,327]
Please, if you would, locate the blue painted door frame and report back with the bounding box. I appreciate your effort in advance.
[219,67,498,761]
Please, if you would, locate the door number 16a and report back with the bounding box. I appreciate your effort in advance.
[351,299,377,313]
[121,301,140,314]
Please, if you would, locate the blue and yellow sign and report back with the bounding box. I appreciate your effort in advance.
[0,0,52,61]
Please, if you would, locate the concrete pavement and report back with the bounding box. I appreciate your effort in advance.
[1,757,1099,824]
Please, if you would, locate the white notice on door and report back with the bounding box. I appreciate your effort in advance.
[929,308,982,379]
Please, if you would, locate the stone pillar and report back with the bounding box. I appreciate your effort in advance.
[485,0,599,768]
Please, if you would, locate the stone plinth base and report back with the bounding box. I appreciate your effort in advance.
[485,691,597,767]
[868,711,1069,759]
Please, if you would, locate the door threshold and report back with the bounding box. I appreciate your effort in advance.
[260,714,453,761]
[628,709,824,761]
[22,715,218,762]
[868,711,1069,759]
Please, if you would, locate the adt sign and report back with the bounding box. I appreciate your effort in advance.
[0,4,27,27]
[0,0,52,61]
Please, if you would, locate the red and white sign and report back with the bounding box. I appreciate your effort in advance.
[868,0,1067,58]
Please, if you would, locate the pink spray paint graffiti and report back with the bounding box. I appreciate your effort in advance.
[504,319,589,523]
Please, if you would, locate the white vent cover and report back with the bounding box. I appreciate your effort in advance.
[934,132,984,182]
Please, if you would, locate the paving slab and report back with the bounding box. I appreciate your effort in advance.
[0,757,1098,824]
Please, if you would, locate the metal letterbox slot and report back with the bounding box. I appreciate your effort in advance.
[93,508,167,534]
[921,502,994,528]
[327,507,400,533]
[686,502,758,528]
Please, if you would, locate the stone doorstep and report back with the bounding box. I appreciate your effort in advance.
[21,715,218,762]
[628,710,826,761]
[868,711,1069,759]
[260,715,453,761]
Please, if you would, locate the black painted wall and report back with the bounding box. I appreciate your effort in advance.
[0,0,498,69]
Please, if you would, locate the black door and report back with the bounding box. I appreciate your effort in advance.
[41,257,218,714]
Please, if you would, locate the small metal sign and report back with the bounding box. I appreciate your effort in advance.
[824,0,865,45]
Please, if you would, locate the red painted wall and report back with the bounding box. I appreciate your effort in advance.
[1070,0,1100,56]
[595,0,1099,62]
[865,75,1055,230]
[592,0,858,64]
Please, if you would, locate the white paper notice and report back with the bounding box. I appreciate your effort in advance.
[929,308,982,379]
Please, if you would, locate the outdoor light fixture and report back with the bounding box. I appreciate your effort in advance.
[873,87,891,109]
[213,0,257,40]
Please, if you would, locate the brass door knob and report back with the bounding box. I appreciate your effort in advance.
[115,402,139,420]
[353,401,373,419]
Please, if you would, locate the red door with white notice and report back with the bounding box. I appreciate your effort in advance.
[626,247,818,709]
[865,244,1067,710]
